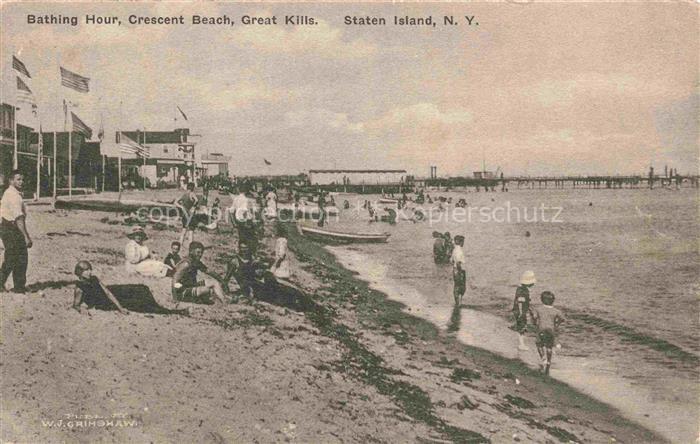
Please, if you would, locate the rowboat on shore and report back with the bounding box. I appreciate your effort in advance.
[54,197,179,214]
[298,225,390,244]
[378,198,399,204]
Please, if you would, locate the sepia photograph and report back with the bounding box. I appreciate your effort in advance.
[0,1,698,443]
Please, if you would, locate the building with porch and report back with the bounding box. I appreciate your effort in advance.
[117,128,196,187]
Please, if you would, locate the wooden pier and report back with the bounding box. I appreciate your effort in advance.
[424,174,699,192]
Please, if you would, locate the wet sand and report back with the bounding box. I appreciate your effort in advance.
[331,247,697,443]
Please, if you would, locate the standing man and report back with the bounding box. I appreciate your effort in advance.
[228,182,258,257]
[0,170,31,293]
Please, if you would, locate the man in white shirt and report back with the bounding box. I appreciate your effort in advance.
[227,182,258,258]
[450,235,466,307]
[0,170,32,293]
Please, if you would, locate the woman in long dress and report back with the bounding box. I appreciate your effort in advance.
[270,225,290,279]
[264,189,278,219]
[124,227,170,278]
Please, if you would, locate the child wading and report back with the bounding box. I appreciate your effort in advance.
[450,235,466,307]
[513,270,536,351]
[531,291,565,375]
[73,261,129,315]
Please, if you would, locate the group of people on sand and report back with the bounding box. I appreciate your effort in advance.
[40,178,290,316]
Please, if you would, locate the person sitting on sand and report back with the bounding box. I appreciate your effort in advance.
[73,261,128,315]
[164,241,182,277]
[531,291,565,373]
[512,270,536,351]
[171,241,229,305]
[270,224,290,279]
[124,227,170,278]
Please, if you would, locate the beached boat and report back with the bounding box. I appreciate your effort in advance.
[299,225,390,244]
[278,203,339,219]
[378,198,399,204]
[54,197,179,214]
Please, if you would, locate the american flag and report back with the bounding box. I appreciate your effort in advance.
[60,67,90,93]
[71,112,93,139]
[118,133,150,158]
[13,56,31,78]
[16,77,35,104]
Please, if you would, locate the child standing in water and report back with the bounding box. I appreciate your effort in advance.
[450,235,466,307]
[531,291,565,374]
[513,270,536,351]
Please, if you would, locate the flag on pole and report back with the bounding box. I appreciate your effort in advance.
[176,105,188,121]
[118,133,150,158]
[71,112,93,139]
[16,77,36,104]
[13,56,31,78]
[60,67,90,93]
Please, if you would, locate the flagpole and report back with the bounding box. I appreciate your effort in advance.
[67,105,72,197]
[143,128,147,191]
[52,132,57,200]
[13,107,18,169]
[36,124,42,199]
[118,131,122,194]
[101,155,105,193]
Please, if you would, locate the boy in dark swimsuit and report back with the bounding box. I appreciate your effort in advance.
[171,241,229,305]
[164,241,182,277]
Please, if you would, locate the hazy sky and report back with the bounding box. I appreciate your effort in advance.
[1,2,697,176]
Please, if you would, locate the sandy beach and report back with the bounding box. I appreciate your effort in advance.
[0,190,665,443]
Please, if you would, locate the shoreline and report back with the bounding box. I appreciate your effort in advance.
[0,197,665,442]
[325,244,696,443]
[284,222,663,443]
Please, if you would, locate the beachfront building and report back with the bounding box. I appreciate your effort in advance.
[308,169,408,186]
[1,104,104,196]
[200,152,231,177]
[0,103,33,181]
[118,128,195,187]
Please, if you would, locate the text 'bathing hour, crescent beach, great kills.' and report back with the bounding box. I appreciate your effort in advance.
[25,14,478,28]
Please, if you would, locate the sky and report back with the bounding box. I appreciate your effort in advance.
[1,2,698,177]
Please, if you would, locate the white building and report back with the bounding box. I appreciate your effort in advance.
[308,169,407,186]
[200,153,231,177]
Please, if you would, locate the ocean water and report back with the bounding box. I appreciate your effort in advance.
[324,187,699,440]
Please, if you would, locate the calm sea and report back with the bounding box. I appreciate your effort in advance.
[329,187,699,382]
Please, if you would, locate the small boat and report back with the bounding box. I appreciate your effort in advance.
[299,225,390,244]
[278,203,339,219]
[55,197,179,214]
[378,198,399,204]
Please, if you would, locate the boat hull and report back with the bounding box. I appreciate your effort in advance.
[55,198,179,215]
[299,225,390,244]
